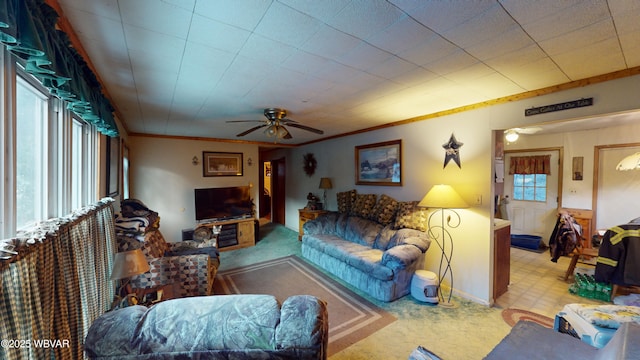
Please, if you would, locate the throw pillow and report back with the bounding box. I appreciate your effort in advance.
[393,201,428,232]
[336,190,357,213]
[350,194,377,219]
[370,194,399,225]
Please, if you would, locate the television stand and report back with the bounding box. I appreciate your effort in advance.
[196,217,255,252]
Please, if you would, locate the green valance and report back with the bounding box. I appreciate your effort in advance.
[0,0,118,136]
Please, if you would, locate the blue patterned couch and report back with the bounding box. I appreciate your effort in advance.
[302,201,431,302]
[85,294,328,359]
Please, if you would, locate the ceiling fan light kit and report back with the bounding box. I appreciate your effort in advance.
[227,108,323,142]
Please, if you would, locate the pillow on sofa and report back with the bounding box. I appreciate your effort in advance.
[370,194,399,225]
[350,194,377,219]
[394,201,428,232]
[336,190,357,213]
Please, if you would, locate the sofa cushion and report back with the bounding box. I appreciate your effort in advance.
[303,212,340,236]
[336,190,357,213]
[374,224,397,250]
[344,216,384,247]
[370,194,399,225]
[389,228,431,251]
[394,201,428,232]
[303,235,393,281]
[350,194,377,219]
[133,295,280,352]
[381,244,424,270]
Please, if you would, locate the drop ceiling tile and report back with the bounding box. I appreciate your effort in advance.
[445,63,495,84]
[194,0,271,31]
[119,0,193,38]
[500,0,585,25]
[188,14,251,53]
[398,35,460,67]
[406,0,496,33]
[338,43,393,71]
[423,50,479,76]
[465,25,534,61]
[442,4,518,49]
[519,0,610,41]
[554,39,627,79]
[539,19,617,56]
[500,58,571,90]
[277,0,351,21]
[366,56,417,80]
[464,73,524,99]
[367,15,436,55]
[620,31,640,67]
[300,25,361,59]
[123,25,186,65]
[253,2,323,48]
[484,44,549,72]
[282,50,332,75]
[328,0,403,39]
[390,67,439,87]
[238,34,298,65]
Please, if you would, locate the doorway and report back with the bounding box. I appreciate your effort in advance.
[269,157,286,225]
[504,148,562,244]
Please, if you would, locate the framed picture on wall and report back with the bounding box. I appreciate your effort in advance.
[203,151,243,177]
[355,139,402,186]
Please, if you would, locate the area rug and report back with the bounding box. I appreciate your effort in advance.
[213,255,396,356]
[501,308,555,328]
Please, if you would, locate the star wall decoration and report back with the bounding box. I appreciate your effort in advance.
[442,133,463,168]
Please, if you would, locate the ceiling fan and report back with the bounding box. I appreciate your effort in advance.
[227,108,324,141]
[504,127,543,142]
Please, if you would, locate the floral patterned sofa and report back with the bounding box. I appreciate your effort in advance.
[302,191,431,302]
[85,294,328,359]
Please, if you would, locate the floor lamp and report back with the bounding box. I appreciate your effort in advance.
[418,184,468,308]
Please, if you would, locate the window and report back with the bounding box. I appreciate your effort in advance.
[16,76,49,229]
[513,174,547,202]
[1,52,100,237]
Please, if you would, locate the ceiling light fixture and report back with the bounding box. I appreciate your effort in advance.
[616,152,640,171]
[504,130,519,143]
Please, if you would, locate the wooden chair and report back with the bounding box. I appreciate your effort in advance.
[564,247,599,281]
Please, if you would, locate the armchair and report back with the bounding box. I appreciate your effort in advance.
[116,230,220,297]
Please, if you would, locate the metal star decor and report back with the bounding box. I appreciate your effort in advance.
[442,133,463,168]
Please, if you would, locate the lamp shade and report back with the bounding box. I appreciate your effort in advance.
[418,184,469,209]
[110,249,150,280]
[616,152,640,171]
[319,177,332,189]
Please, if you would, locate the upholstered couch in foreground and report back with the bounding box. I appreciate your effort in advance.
[302,208,431,302]
[85,294,328,359]
[484,321,640,359]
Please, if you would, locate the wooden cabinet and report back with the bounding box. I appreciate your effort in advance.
[561,208,593,248]
[197,217,255,252]
[298,209,328,240]
[494,224,511,301]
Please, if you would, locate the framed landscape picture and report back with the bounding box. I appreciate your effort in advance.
[355,139,402,186]
[203,151,243,177]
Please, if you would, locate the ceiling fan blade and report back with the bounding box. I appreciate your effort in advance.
[236,124,267,137]
[226,120,265,123]
[286,122,324,134]
[513,127,543,134]
[282,126,292,139]
[279,118,298,124]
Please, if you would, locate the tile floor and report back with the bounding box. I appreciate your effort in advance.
[494,247,605,318]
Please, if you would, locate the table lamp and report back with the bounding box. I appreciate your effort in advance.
[418,184,468,308]
[319,177,332,210]
[111,249,150,297]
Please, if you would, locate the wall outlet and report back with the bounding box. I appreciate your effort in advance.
[475,194,482,205]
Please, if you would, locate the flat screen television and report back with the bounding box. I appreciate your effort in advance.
[194,186,253,222]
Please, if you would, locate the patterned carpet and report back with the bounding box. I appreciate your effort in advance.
[213,255,396,356]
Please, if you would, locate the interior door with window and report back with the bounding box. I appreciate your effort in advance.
[504,150,560,244]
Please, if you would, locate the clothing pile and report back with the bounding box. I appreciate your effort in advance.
[549,211,582,262]
[114,199,160,237]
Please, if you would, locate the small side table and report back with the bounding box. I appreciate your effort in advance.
[298,209,328,240]
[564,247,599,281]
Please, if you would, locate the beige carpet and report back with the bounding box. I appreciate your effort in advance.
[502,308,555,328]
[213,255,396,356]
